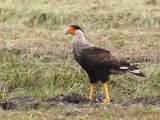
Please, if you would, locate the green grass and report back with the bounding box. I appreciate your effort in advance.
[0,0,160,119]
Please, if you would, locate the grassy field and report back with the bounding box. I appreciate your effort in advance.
[0,0,160,119]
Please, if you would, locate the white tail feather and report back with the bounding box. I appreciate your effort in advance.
[119,66,129,70]
[130,69,140,74]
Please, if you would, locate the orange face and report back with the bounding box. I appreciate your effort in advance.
[65,27,75,34]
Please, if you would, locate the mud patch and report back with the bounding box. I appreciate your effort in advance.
[0,94,90,110]
[0,96,40,110]
[63,94,90,104]
[122,96,160,107]
[43,94,89,104]
[43,94,90,109]
[1,95,160,110]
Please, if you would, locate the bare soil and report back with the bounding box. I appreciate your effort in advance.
[0,94,160,110]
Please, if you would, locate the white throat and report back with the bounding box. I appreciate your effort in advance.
[75,30,84,37]
[72,30,88,45]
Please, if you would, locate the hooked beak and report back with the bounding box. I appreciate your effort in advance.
[64,28,69,34]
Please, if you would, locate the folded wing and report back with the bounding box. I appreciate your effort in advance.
[80,47,145,77]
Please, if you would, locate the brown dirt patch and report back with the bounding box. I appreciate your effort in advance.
[43,94,90,104]
[0,96,40,110]
[1,95,160,110]
[0,94,90,110]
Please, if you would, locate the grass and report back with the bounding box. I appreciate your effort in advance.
[0,105,160,120]
[0,0,160,119]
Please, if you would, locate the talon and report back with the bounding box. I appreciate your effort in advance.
[102,98,110,104]
[88,95,93,100]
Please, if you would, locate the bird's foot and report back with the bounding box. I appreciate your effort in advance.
[102,98,110,104]
[88,96,93,101]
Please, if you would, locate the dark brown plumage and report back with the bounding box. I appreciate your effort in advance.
[65,25,145,104]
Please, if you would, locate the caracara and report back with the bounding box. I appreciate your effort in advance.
[65,25,145,104]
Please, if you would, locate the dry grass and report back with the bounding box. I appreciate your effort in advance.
[0,105,160,120]
[0,0,160,119]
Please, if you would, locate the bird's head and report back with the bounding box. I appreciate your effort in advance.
[64,25,84,35]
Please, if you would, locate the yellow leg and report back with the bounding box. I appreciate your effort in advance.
[88,84,95,100]
[102,82,110,104]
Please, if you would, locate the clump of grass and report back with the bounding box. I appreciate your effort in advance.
[27,11,75,27]
[145,0,157,5]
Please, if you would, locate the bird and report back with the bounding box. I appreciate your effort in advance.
[64,25,145,104]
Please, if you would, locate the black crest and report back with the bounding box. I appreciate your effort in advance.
[70,25,84,33]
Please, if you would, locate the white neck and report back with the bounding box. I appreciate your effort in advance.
[72,30,88,44]
[75,30,85,37]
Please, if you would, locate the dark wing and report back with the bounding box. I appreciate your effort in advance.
[80,47,129,69]
[80,46,145,77]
